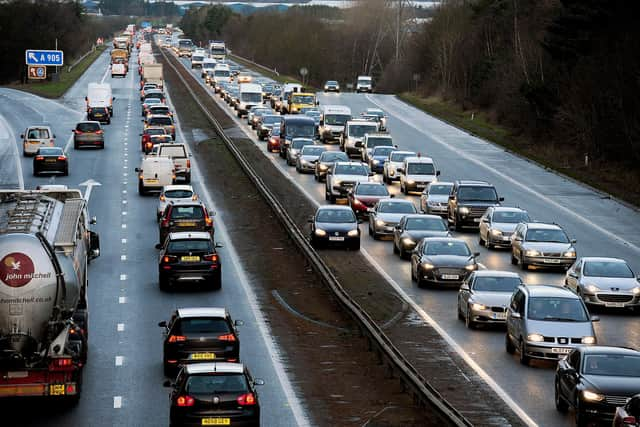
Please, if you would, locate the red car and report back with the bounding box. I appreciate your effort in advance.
[613,394,640,427]
[348,182,392,217]
[140,126,168,152]
[267,134,280,153]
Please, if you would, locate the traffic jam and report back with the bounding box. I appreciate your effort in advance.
[163,27,640,427]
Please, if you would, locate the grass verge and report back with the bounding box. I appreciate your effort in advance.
[399,92,640,208]
[6,45,107,99]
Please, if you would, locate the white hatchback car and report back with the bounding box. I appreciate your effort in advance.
[157,185,198,221]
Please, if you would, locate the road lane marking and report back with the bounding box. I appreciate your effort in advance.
[120,274,127,281]
[113,396,122,408]
[121,224,127,229]
[117,323,125,332]
[121,255,127,261]
[365,94,640,255]
[115,356,124,366]
[121,238,127,244]
[118,297,126,304]
[100,65,110,84]
[63,133,74,154]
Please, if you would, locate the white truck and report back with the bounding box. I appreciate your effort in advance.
[236,83,263,118]
[0,189,100,400]
[86,82,114,117]
[212,64,231,91]
[111,63,126,78]
[208,40,227,61]
[201,58,217,80]
[142,64,164,89]
[319,105,352,143]
[151,143,192,183]
[356,75,373,93]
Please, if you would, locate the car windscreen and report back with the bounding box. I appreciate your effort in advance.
[367,109,384,118]
[316,209,356,223]
[366,137,393,148]
[407,163,435,175]
[390,152,415,162]
[372,147,395,157]
[527,297,589,322]
[378,201,416,214]
[524,228,569,243]
[326,81,338,86]
[473,276,521,292]
[324,114,350,126]
[493,211,530,223]
[405,217,446,231]
[170,206,204,219]
[263,116,281,125]
[192,55,204,61]
[457,186,498,202]
[165,189,194,199]
[348,124,378,137]
[355,184,388,196]
[286,123,315,138]
[167,239,211,253]
[583,261,634,278]
[150,117,173,126]
[292,95,315,104]
[320,152,349,163]
[241,93,262,103]
[186,374,248,394]
[214,70,230,77]
[160,146,187,157]
[582,354,640,377]
[203,62,216,69]
[76,122,100,132]
[292,139,314,149]
[358,78,371,84]
[428,184,453,195]
[301,146,324,156]
[424,241,470,256]
[334,164,367,176]
[38,148,63,156]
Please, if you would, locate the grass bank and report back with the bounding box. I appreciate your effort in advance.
[7,45,107,99]
[399,92,640,208]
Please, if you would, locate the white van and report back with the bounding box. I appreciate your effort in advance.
[319,105,351,143]
[340,119,379,157]
[151,143,191,183]
[212,64,231,90]
[399,156,441,195]
[237,83,263,117]
[356,75,373,93]
[111,63,126,78]
[86,83,114,116]
[135,156,175,195]
[191,52,205,69]
[201,58,217,79]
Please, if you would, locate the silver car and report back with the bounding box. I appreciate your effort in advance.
[157,185,197,221]
[314,151,349,182]
[420,182,453,216]
[565,257,640,309]
[511,222,577,270]
[286,138,315,166]
[368,199,417,239]
[479,207,531,249]
[506,284,598,366]
[383,150,415,184]
[458,270,523,329]
[295,145,326,173]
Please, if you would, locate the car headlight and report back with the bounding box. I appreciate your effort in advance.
[527,333,544,342]
[585,284,600,293]
[319,164,328,171]
[372,159,379,165]
[291,107,297,112]
[581,336,596,345]
[324,86,328,90]
[633,287,640,295]
[347,229,359,237]
[525,249,540,257]
[563,251,576,258]
[401,238,415,246]
[333,179,342,187]
[375,219,385,227]
[581,390,605,402]
[471,303,486,311]
[315,229,327,237]
[389,169,395,176]
[465,264,477,271]
[407,180,415,185]
[421,262,434,270]
[336,86,340,90]
[300,159,308,165]
[458,207,470,215]
[490,229,502,236]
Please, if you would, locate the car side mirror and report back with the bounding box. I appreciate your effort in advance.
[307,217,314,223]
[139,133,143,136]
[568,271,577,278]
[571,239,577,244]
[215,242,223,248]
[367,208,374,214]
[473,252,480,257]
[436,170,441,176]
[162,380,173,388]
[510,312,521,319]
[591,315,600,322]
[90,216,97,225]
[460,284,469,291]
[481,218,489,223]
[394,225,401,230]
[135,168,140,172]
[499,197,504,202]
[84,97,88,101]
[234,320,244,326]
[208,210,216,217]
[448,195,455,200]
[254,379,265,386]
[158,321,167,328]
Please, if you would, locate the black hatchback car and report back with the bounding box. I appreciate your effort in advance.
[309,205,361,250]
[158,232,221,290]
[33,147,68,176]
[88,106,111,124]
[166,362,263,427]
[555,346,640,426]
[159,307,242,376]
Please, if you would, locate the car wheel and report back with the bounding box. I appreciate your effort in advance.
[63,167,69,176]
[416,273,426,288]
[457,299,464,321]
[100,143,105,149]
[411,265,417,282]
[138,182,146,196]
[33,169,39,176]
[314,173,318,181]
[465,306,476,329]
[479,235,485,246]
[393,241,399,254]
[351,240,360,251]
[399,246,408,260]
[74,142,79,149]
[505,334,515,354]
[184,173,191,184]
[575,403,588,427]
[554,380,568,412]
[210,274,222,291]
[486,240,494,249]
[518,339,530,366]
[325,189,330,201]
[454,216,462,231]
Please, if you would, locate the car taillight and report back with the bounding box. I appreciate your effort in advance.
[186,159,190,168]
[218,333,235,342]
[58,156,66,161]
[176,395,195,407]
[35,156,44,161]
[88,108,93,113]
[203,254,218,262]
[237,393,256,406]
[352,198,364,207]
[162,255,176,263]
[192,195,198,201]
[161,217,170,227]
[168,335,186,343]
[623,417,637,426]
[74,130,82,134]
[146,142,152,149]
[205,217,213,226]
[49,357,74,370]
[159,195,166,201]
[96,130,103,134]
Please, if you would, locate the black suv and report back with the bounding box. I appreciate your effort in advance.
[158,201,214,247]
[447,180,503,230]
[158,232,221,290]
[158,307,242,376]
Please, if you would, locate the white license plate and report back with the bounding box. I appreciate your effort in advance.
[552,347,572,354]
[473,218,481,223]
[441,274,459,280]
[492,312,506,320]
[543,259,562,264]
[329,236,344,241]
[605,302,625,308]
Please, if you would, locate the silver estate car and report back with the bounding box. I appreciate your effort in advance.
[478,207,531,249]
[511,222,577,270]
[506,284,598,366]
[565,257,640,310]
[458,270,523,329]
[420,182,453,216]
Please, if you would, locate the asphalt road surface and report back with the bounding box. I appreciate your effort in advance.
[174,50,640,427]
[0,48,307,427]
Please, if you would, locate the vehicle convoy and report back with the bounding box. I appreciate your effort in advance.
[86,83,114,117]
[0,189,100,400]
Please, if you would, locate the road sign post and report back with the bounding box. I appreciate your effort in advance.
[25,49,64,67]
[28,66,46,80]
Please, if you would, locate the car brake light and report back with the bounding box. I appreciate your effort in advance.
[168,335,186,343]
[161,217,170,227]
[218,333,235,342]
[160,195,166,201]
[146,142,152,149]
[35,156,44,161]
[237,393,256,406]
[58,156,66,161]
[186,159,191,168]
[203,254,218,262]
[163,255,176,263]
[205,217,213,226]
[192,195,198,201]
[623,417,637,425]
[176,395,195,407]
[74,130,82,134]
[353,198,364,207]
[96,130,103,135]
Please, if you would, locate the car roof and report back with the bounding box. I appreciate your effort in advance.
[184,362,244,375]
[422,237,466,243]
[77,121,101,125]
[491,206,526,212]
[27,125,52,130]
[177,307,227,319]
[577,346,640,356]
[334,161,365,166]
[580,257,627,263]
[379,198,412,204]
[163,185,194,192]
[169,200,204,207]
[404,156,434,163]
[168,231,211,241]
[347,119,378,124]
[429,181,453,186]
[391,150,416,156]
[524,222,563,230]
[366,133,392,138]
[402,213,442,220]
[455,180,492,186]
[522,284,578,298]
[473,270,521,278]
[317,205,352,212]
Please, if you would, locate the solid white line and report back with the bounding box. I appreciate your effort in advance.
[63,133,74,154]
[115,356,123,366]
[365,94,640,255]
[164,84,311,427]
[113,396,122,408]
[117,323,125,332]
[0,113,25,190]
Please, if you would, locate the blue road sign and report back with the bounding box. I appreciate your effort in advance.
[36,67,45,77]
[141,21,151,28]
[25,50,64,66]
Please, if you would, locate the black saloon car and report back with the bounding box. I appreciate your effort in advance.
[159,307,242,376]
[158,232,221,290]
[555,346,640,426]
[410,237,479,287]
[393,214,450,259]
[33,147,68,176]
[309,206,360,250]
[166,362,263,427]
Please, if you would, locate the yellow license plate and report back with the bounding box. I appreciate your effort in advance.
[335,198,348,205]
[29,140,41,144]
[49,384,65,396]
[45,159,57,163]
[191,352,216,360]
[144,179,159,184]
[178,221,196,227]
[202,419,229,426]
[181,255,200,262]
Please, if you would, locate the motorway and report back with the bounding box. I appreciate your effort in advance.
[174,48,640,427]
[0,49,306,426]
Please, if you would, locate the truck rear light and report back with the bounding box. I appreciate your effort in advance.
[237,393,256,406]
[217,333,235,342]
[49,357,74,371]
[176,395,195,407]
[203,254,218,262]
[66,384,77,395]
[168,335,186,343]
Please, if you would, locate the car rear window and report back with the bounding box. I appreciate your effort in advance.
[175,318,229,335]
[150,107,170,114]
[38,148,63,156]
[186,374,248,394]
[167,239,211,253]
[165,189,193,199]
[170,206,204,220]
[27,128,50,139]
[366,137,393,148]
[76,122,100,132]
[147,128,166,136]
[150,117,173,126]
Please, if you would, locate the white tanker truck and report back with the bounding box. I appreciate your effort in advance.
[0,189,99,400]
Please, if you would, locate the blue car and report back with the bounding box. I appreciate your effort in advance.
[368,146,397,174]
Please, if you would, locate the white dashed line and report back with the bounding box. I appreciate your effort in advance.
[113,396,122,408]
[117,323,125,332]
[118,296,126,304]
[120,255,127,261]
[120,274,127,281]
[115,356,124,366]
[122,211,127,215]
[121,238,127,244]
[121,224,127,229]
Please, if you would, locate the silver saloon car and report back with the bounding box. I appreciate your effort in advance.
[458,270,523,328]
[420,182,453,216]
[511,222,577,270]
[479,207,531,249]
